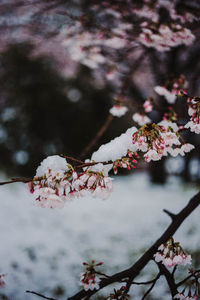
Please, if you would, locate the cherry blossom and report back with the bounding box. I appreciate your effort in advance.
[113,151,139,174]
[132,112,151,126]
[185,97,200,134]
[143,98,153,113]
[138,23,195,52]
[154,86,177,103]
[80,273,100,291]
[144,149,162,162]
[109,105,128,117]
[107,286,130,300]
[154,237,192,268]
[28,155,114,207]
[80,261,103,291]
[154,75,188,104]
[185,121,200,134]
[132,122,194,162]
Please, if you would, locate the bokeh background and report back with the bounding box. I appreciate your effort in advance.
[0,1,200,299]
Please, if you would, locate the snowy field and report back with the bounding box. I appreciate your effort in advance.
[0,172,199,300]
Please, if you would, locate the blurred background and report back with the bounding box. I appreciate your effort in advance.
[0,0,200,182]
[0,1,200,300]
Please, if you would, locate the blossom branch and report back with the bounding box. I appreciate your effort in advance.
[68,191,200,300]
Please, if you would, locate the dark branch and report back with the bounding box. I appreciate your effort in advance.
[132,275,161,286]
[176,269,200,287]
[141,273,161,300]
[0,177,32,186]
[68,191,200,300]
[79,114,113,160]
[26,290,57,300]
[59,154,84,165]
[163,209,177,221]
[158,264,178,298]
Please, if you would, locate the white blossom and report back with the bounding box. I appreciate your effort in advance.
[185,121,200,134]
[132,113,151,126]
[154,86,177,103]
[109,105,128,117]
[144,149,162,162]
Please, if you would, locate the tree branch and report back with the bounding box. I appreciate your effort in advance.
[68,191,200,300]
[79,114,113,160]
[26,290,57,300]
[163,209,177,221]
[141,273,161,300]
[158,264,178,298]
[0,177,32,186]
[176,269,200,288]
[132,275,161,286]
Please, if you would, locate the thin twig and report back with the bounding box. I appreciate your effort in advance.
[141,273,161,300]
[95,271,112,279]
[0,177,32,186]
[59,154,84,164]
[163,209,177,221]
[79,114,113,160]
[176,269,200,287]
[26,290,57,300]
[132,274,161,286]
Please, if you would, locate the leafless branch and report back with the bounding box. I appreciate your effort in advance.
[176,269,200,287]
[68,191,200,300]
[141,273,161,300]
[26,290,57,300]
[79,114,113,160]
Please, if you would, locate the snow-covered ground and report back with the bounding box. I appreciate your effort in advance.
[0,173,199,300]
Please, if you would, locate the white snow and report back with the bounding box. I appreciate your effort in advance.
[36,155,69,177]
[91,127,138,163]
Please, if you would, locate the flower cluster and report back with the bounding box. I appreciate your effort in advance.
[132,0,199,24]
[185,97,200,134]
[71,166,113,200]
[80,261,103,291]
[154,237,192,268]
[28,156,113,208]
[106,286,130,300]
[132,122,194,162]
[0,274,5,288]
[62,21,126,69]
[138,23,195,52]
[109,105,128,117]
[112,151,139,174]
[154,75,188,104]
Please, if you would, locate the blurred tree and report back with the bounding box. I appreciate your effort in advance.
[0,42,128,177]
